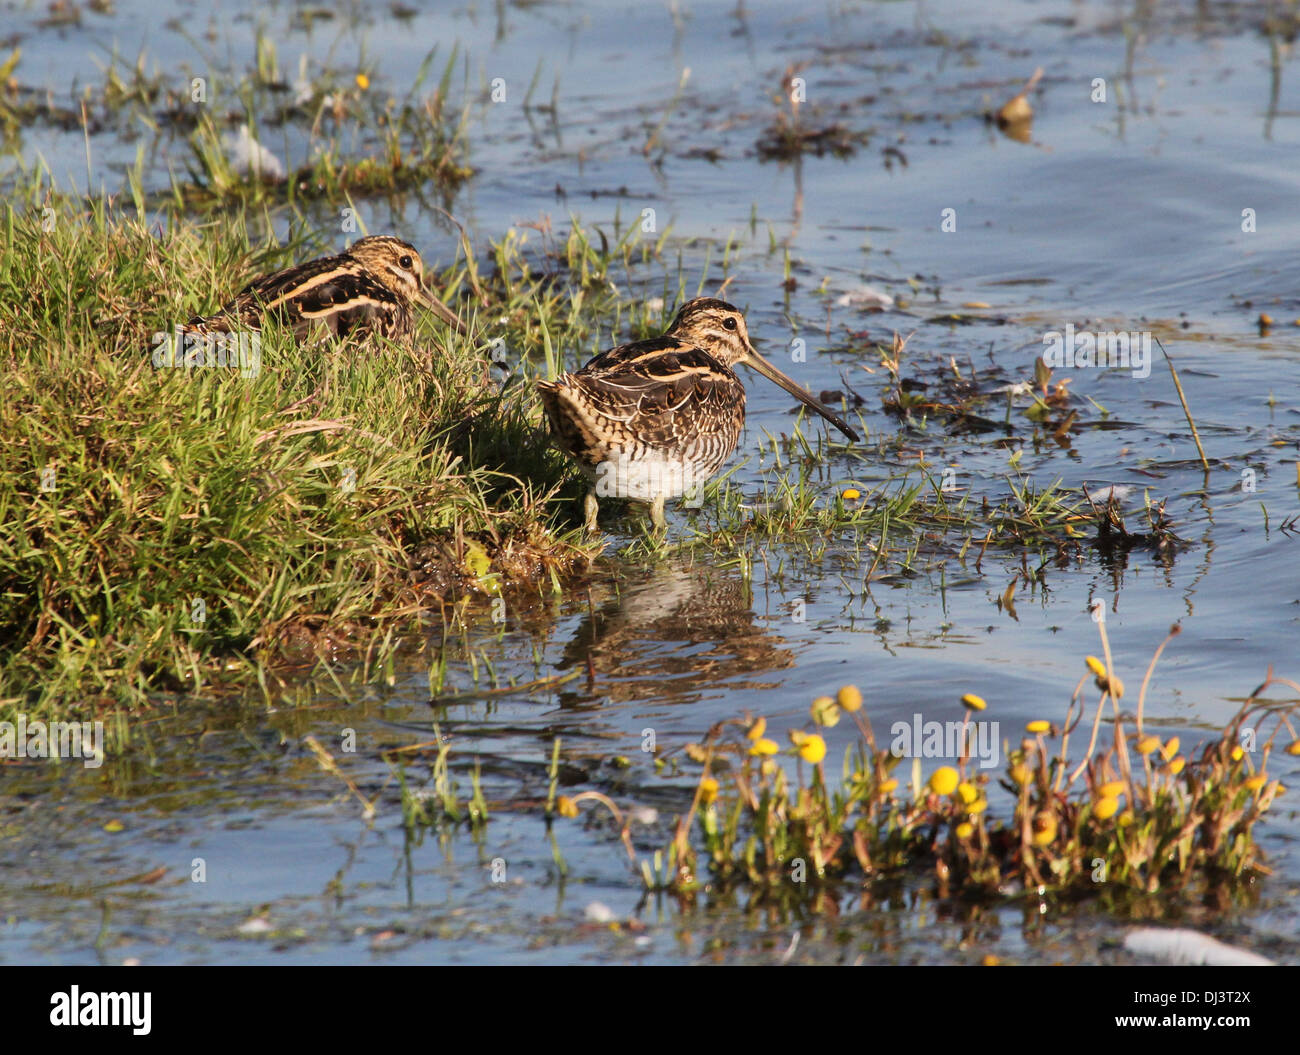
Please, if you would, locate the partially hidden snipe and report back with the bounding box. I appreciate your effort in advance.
[186,235,465,342]
[538,297,859,531]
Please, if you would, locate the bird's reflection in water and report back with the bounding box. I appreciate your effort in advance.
[554,561,796,709]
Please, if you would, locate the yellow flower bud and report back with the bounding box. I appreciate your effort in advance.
[746,717,767,741]
[957,781,979,805]
[1286,740,1300,757]
[1085,655,1107,679]
[967,798,988,814]
[355,72,370,90]
[955,822,974,839]
[799,734,827,765]
[557,795,579,818]
[929,766,959,796]
[810,696,841,727]
[1009,763,1033,787]
[1168,757,1185,776]
[1093,796,1120,820]
[1031,814,1057,846]
[749,737,779,757]
[1098,781,1126,798]
[1026,720,1051,734]
[1244,774,1268,792]
[699,777,719,805]
[878,778,899,795]
[841,488,861,500]
[961,693,987,712]
[1136,735,1161,756]
[1161,737,1180,760]
[1230,745,1244,762]
[837,685,863,712]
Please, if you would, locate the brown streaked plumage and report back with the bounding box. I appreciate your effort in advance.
[185,235,465,342]
[538,297,859,531]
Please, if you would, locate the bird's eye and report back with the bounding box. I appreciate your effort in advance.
[723,317,737,331]
[399,255,413,269]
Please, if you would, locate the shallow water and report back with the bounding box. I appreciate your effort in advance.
[3,0,1300,964]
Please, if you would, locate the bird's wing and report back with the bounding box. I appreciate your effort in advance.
[567,338,742,444]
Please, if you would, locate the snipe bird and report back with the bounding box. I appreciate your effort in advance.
[186,235,465,341]
[538,297,859,531]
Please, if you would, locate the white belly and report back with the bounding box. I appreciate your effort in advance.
[586,451,706,501]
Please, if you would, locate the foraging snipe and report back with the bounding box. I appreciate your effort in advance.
[186,235,465,341]
[538,297,859,531]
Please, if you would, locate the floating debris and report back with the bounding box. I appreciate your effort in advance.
[1123,927,1273,967]
[583,901,616,923]
[835,285,894,309]
[993,67,1043,143]
[224,124,285,182]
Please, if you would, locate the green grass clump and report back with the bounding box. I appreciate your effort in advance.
[0,202,590,711]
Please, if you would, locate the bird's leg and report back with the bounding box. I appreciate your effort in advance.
[649,493,667,532]
[584,489,601,533]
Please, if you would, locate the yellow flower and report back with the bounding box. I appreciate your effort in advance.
[749,738,779,757]
[699,777,719,805]
[788,729,808,746]
[1136,735,1161,756]
[810,696,840,727]
[1244,774,1268,792]
[957,781,979,805]
[842,488,861,500]
[746,717,767,741]
[1286,740,1300,757]
[1026,720,1051,735]
[1031,814,1057,846]
[961,693,987,712]
[1230,745,1244,762]
[967,798,988,814]
[799,734,827,765]
[556,796,579,818]
[878,778,899,795]
[837,685,863,713]
[929,766,959,796]
[1009,764,1032,788]
[1093,796,1120,820]
[1161,737,1180,760]
[1118,810,1135,828]
[1085,655,1107,679]
[355,72,370,90]
[1168,757,1185,776]
[955,822,974,839]
[1098,781,1126,799]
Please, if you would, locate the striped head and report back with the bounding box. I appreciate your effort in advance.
[666,298,755,367]
[345,235,465,333]
[665,296,860,442]
[345,236,427,304]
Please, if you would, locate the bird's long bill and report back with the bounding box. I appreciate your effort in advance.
[418,285,468,335]
[741,348,860,442]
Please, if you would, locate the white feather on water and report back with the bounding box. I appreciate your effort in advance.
[835,285,894,309]
[1123,927,1273,966]
[225,124,285,182]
